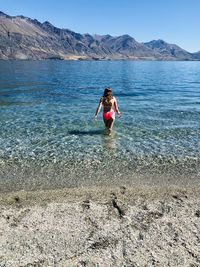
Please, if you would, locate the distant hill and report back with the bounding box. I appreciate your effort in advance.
[192,51,200,60]
[0,11,199,60]
[143,39,194,60]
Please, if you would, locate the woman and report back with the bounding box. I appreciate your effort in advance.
[94,87,122,134]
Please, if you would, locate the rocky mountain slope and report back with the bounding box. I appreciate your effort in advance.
[143,39,194,60]
[192,51,200,60]
[0,11,199,60]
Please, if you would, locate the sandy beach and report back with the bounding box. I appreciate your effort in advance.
[1,185,200,267]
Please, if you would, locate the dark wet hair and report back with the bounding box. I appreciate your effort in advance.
[103,87,112,98]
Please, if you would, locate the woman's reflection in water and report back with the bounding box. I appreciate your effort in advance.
[101,132,117,150]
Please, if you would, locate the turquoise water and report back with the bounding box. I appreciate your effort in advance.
[0,60,200,192]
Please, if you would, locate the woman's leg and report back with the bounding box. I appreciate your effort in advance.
[104,118,115,134]
[107,118,115,133]
[103,117,109,129]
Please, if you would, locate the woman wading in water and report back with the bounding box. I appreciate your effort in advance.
[94,87,121,134]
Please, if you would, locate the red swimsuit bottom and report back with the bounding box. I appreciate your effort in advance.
[103,110,115,120]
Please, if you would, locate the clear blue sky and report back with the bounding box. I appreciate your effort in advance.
[1,0,200,52]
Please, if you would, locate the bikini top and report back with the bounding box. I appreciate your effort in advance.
[102,96,113,107]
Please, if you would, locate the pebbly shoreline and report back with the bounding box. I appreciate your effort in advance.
[0,186,200,267]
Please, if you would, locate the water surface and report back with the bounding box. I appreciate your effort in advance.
[0,60,200,192]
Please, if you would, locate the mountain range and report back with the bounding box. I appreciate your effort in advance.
[0,11,199,60]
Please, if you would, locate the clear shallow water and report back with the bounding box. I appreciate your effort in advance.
[0,60,200,192]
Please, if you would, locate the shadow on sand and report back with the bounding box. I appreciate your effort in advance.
[68,129,117,149]
[68,129,104,136]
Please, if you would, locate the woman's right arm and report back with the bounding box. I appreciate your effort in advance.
[94,98,103,119]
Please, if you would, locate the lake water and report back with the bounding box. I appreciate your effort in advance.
[0,60,200,192]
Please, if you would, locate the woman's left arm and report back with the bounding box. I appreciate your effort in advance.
[114,97,122,117]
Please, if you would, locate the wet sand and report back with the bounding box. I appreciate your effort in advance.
[1,185,200,267]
